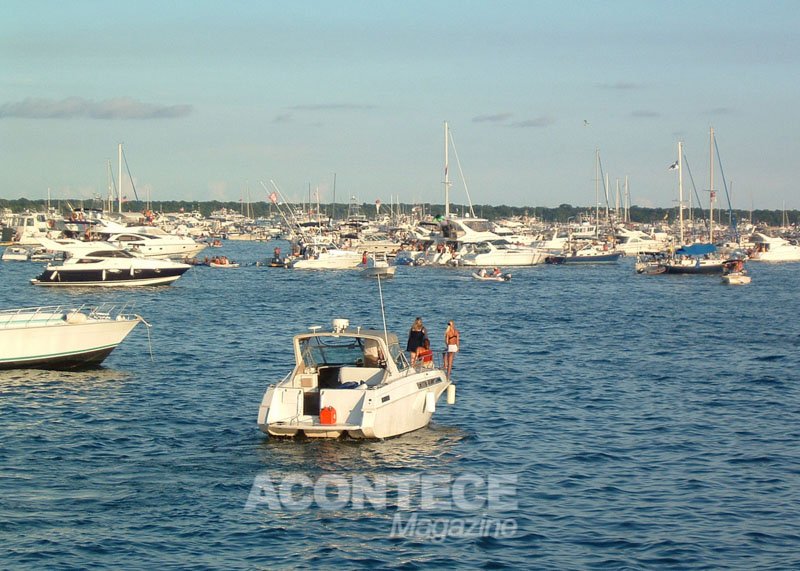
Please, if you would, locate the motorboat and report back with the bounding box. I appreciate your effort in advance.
[2,246,30,261]
[472,272,511,282]
[747,232,800,262]
[91,219,207,260]
[360,252,396,279]
[257,318,454,439]
[614,227,668,255]
[459,239,546,267]
[209,257,240,268]
[0,304,145,369]
[30,238,191,287]
[721,259,751,285]
[545,242,622,264]
[289,242,363,270]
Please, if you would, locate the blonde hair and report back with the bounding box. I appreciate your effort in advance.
[411,317,424,331]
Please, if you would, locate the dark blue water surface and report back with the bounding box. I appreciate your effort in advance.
[1,242,799,570]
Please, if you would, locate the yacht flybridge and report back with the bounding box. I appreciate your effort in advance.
[257,319,454,439]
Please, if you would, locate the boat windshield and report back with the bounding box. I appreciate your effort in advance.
[298,334,406,370]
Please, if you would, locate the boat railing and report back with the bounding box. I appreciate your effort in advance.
[0,303,140,328]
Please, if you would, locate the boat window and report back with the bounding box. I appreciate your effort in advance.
[88,250,135,258]
[299,336,370,368]
[463,219,491,233]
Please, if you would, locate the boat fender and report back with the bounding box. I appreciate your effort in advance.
[447,384,456,404]
[425,392,436,413]
[320,406,337,425]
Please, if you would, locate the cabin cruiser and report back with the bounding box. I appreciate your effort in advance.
[459,240,547,266]
[545,242,622,264]
[419,216,505,265]
[289,242,362,270]
[747,232,800,262]
[257,318,453,439]
[614,227,668,255]
[0,304,144,369]
[360,252,396,278]
[30,238,191,287]
[93,221,207,260]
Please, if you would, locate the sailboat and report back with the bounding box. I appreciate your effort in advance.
[658,135,734,275]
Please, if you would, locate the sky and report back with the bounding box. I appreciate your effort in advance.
[1,0,798,210]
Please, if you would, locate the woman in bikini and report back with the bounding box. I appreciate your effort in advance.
[443,320,459,378]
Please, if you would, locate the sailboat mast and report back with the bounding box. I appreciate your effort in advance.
[118,143,123,214]
[595,149,600,236]
[443,121,451,218]
[678,141,684,245]
[709,127,715,243]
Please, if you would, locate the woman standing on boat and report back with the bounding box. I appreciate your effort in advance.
[444,320,460,378]
[406,317,427,365]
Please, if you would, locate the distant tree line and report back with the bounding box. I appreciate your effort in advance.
[1,198,796,228]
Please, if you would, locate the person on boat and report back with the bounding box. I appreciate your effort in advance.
[492,267,502,277]
[416,338,434,368]
[406,317,427,366]
[478,268,487,278]
[444,320,460,378]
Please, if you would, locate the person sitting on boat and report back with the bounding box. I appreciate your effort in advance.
[416,338,434,368]
[478,268,487,278]
[492,267,502,277]
[363,339,383,368]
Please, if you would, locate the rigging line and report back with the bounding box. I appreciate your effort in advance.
[122,148,141,202]
[447,128,476,218]
[714,137,738,242]
[681,155,709,232]
[596,154,611,213]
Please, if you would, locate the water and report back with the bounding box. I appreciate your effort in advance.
[1,243,799,569]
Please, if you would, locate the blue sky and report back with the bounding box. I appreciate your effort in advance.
[1,1,798,210]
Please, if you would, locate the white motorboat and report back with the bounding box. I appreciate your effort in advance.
[2,246,30,261]
[747,232,800,262]
[721,259,751,285]
[94,221,207,260]
[0,304,145,369]
[257,318,454,439]
[460,240,546,267]
[290,243,363,270]
[472,271,511,282]
[30,238,191,287]
[360,252,396,279]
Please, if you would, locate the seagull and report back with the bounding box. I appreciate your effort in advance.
[583,120,589,126]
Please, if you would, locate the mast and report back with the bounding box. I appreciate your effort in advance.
[709,126,715,243]
[118,143,123,214]
[594,149,600,236]
[443,121,451,218]
[678,141,684,245]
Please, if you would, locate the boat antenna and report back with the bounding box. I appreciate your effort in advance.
[376,274,389,345]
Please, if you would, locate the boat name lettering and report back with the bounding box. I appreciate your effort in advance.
[416,378,441,390]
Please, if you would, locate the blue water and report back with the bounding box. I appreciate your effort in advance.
[1,243,799,569]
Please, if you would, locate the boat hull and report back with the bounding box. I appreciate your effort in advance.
[0,311,141,370]
[31,266,188,287]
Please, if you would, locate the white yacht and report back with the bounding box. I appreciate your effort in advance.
[290,242,363,270]
[92,220,207,260]
[0,304,144,369]
[614,227,668,255]
[257,318,453,439]
[30,238,191,287]
[460,240,547,266]
[2,246,30,261]
[747,232,800,262]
